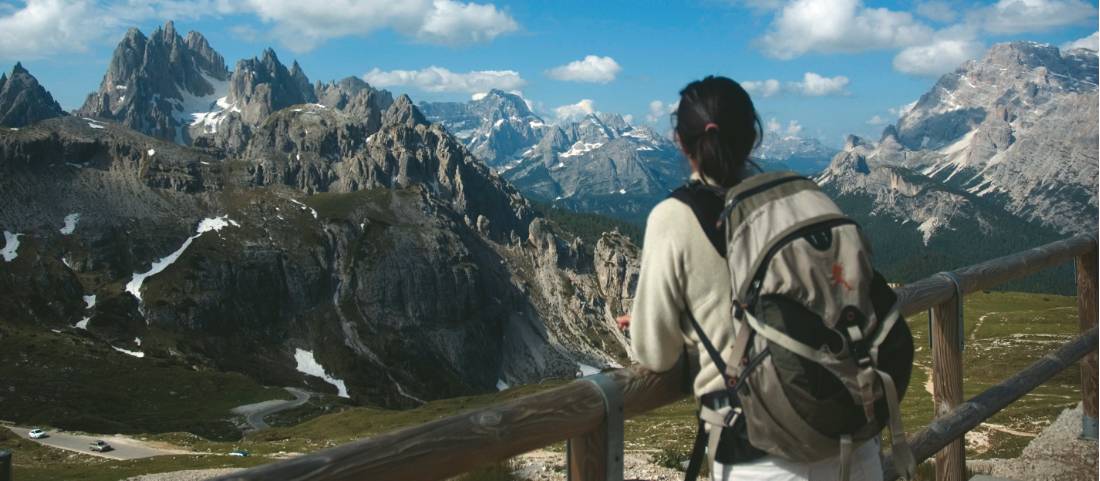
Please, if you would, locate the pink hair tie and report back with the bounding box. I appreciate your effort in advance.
[704,122,719,133]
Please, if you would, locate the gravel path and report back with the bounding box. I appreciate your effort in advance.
[124,468,243,481]
[513,449,683,481]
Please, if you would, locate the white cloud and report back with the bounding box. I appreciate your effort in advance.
[554,99,597,121]
[546,55,621,83]
[239,0,517,51]
[417,0,519,45]
[0,0,518,59]
[889,101,918,118]
[914,0,958,23]
[977,0,1097,34]
[362,66,525,94]
[765,117,782,133]
[622,114,634,125]
[0,0,102,58]
[758,0,934,59]
[867,115,888,125]
[791,72,849,96]
[765,117,803,136]
[645,99,677,124]
[742,73,848,97]
[784,120,803,136]
[742,79,781,97]
[893,38,984,76]
[1062,31,1099,51]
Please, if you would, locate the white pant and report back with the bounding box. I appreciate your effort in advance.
[712,437,883,481]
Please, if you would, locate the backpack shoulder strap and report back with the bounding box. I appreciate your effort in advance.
[668,181,726,258]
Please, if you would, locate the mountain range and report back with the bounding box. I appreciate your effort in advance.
[817,41,1097,292]
[0,20,1095,433]
[420,90,837,223]
[0,22,640,415]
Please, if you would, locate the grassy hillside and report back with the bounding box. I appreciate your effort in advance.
[0,322,287,441]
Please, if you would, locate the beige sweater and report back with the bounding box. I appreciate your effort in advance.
[630,193,736,397]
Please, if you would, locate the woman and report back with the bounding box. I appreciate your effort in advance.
[622,76,884,481]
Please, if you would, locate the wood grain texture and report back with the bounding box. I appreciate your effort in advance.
[883,328,1099,480]
[211,362,688,481]
[1077,245,1098,419]
[568,427,608,481]
[931,298,965,481]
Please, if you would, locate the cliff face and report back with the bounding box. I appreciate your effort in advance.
[1,86,640,408]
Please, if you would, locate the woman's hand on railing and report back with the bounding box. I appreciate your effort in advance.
[616,314,631,332]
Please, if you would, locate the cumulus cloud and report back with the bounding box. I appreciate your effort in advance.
[362,66,525,94]
[976,0,1097,34]
[554,99,597,121]
[889,101,918,118]
[546,55,621,83]
[765,117,803,136]
[0,0,518,59]
[742,73,848,97]
[914,0,958,23]
[1062,31,1099,51]
[792,72,849,95]
[893,38,984,76]
[0,0,105,58]
[645,99,677,124]
[742,79,781,97]
[758,0,934,59]
[243,0,518,51]
[867,115,888,125]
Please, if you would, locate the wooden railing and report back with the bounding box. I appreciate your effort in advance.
[215,234,1098,481]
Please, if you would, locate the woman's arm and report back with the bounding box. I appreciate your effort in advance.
[629,202,687,373]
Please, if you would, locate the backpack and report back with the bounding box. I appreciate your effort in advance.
[670,172,917,481]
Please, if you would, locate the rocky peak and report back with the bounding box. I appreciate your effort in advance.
[229,49,318,125]
[315,77,394,125]
[77,21,230,142]
[0,62,66,127]
[383,94,427,127]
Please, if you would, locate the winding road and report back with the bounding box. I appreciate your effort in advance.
[5,425,192,460]
[231,387,312,431]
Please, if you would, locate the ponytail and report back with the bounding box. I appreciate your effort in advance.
[674,76,762,188]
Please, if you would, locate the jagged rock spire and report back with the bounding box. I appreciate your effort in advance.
[0,62,66,127]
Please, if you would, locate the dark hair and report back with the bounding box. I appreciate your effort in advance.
[673,76,763,188]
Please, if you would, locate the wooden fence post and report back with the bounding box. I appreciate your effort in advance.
[931,295,965,481]
[568,428,608,481]
[1076,244,1098,439]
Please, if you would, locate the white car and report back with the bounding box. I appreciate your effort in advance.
[28,428,47,439]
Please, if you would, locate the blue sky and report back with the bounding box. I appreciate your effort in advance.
[1,0,1096,146]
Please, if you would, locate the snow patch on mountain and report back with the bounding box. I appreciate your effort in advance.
[60,213,80,235]
[126,216,236,301]
[294,348,349,398]
[1,231,22,261]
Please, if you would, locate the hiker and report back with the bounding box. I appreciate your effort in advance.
[621,76,915,481]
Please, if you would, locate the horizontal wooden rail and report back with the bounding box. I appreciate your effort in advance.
[894,234,1095,318]
[882,326,1099,480]
[213,234,1098,481]
[215,363,686,481]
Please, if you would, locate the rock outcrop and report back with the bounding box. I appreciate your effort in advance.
[78,21,230,143]
[0,63,66,128]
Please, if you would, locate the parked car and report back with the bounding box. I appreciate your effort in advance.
[89,440,113,452]
[28,428,47,439]
[228,449,250,457]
